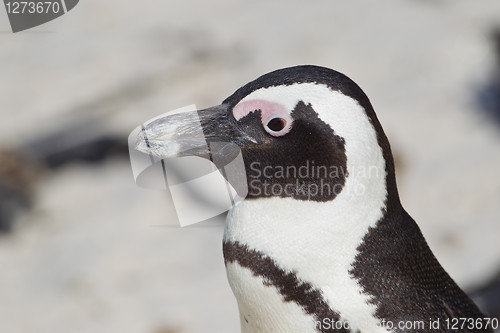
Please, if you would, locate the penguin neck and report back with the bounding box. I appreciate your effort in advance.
[224,159,391,266]
[223,150,401,332]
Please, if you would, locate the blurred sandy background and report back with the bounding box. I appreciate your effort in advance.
[0,1,499,332]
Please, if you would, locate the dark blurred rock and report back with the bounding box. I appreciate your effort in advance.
[477,29,500,125]
[0,149,39,233]
[0,128,128,234]
[0,113,130,234]
[40,136,129,169]
[22,116,129,170]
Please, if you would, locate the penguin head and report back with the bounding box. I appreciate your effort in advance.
[136,65,398,206]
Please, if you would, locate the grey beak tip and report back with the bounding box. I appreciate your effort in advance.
[134,128,150,152]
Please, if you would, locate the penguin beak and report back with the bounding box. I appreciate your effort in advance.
[134,104,251,160]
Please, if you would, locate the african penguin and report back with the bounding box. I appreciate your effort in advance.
[136,65,492,332]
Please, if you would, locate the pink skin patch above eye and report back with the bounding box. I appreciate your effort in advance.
[233,99,293,136]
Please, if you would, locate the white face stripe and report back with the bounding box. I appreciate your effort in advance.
[225,83,389,332]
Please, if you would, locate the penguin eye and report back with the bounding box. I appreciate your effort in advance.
[232,99,293,137]
[263,112,292,137]
[266,117,287,132]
